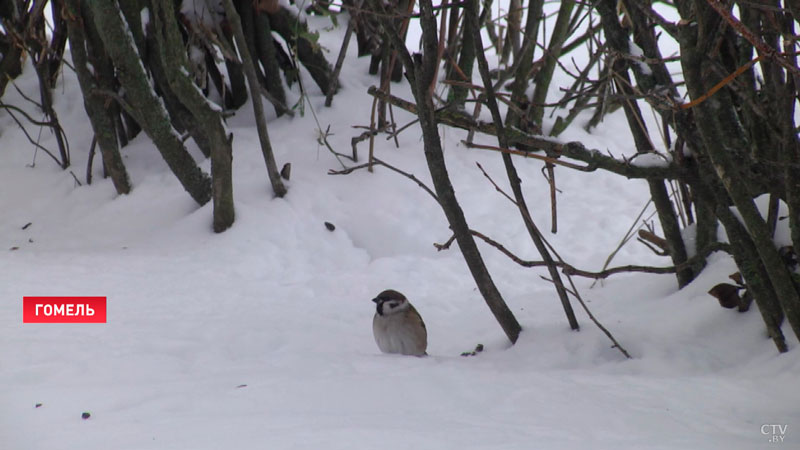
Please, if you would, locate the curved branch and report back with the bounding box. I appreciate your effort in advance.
[328,156,439,203]
[0,104,63,166]
[366,86,685,180]
[458,229,731,280]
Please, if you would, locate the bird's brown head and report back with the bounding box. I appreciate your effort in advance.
[372,289,408,316]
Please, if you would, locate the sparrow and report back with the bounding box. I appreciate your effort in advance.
[372,289,427,356]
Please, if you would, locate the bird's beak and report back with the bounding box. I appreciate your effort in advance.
[372,297,380,304]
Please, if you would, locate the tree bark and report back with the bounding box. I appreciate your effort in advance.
[529,0,574,127]
[88,0,212,205]
[152,0,235,232]
[498,0,521,65]
[222,0,287,198]
[254,11,288,115]
[64,0,131,195]
[370,0,522,343]
[471,0,579,330]
[596,0,694,287]
[679,15,800,342]
[268,6,338,96]
[445,0,480,109]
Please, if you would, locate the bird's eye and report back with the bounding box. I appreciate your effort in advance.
[388,301,401,309]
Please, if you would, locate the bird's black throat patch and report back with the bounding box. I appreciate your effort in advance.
[374,298,403,316]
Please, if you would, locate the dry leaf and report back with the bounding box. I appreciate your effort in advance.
[254,0,279,14]
[708,283,742,309]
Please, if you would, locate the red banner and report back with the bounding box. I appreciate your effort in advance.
[23,297,107,323]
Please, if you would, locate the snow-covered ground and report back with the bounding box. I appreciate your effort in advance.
[2,9,798,450]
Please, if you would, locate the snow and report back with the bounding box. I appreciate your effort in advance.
[682,223,699,258]
[180,0,222,29]
[1,9,799,450]
[630,152,670,168]
[140,7,150,33]
[629,41,653,76]
[727,194,793,248]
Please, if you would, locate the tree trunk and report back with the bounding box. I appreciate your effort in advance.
[64,0,131,195]
[151,0,235,232]
[445,0,480,109]
[88,0,212,205]
[596,0,694,287]
[679,16,800,342]
[370,0,522,343]
[529,0,574,127]
[222,0,287,198]
[268,6,338,96]
[254,11,288,115]
[472,0,579,330]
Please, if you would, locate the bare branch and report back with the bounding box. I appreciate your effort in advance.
[704,0,800,78]
[366,86,685,180]
[329,157,439,204]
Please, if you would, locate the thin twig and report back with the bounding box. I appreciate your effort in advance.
[385,117,421,140]
[325,6,356,107]
[465,141,594,171]
[69,170,83,186]
[0,101,57,127]
[86,137,97,185]
[328,157,439,203]
[474,161,629,356]
[592,199,653,288]
[544,275,633,358]
[368,94,378,172]
[546,163,557,233]
[91,89,141,123]
[704,0,800,78]
[433,226,729,280]
[1,105,62,167]
[366,86,685,180]
[259,85,294,117]
[317,125,349,169]
[387,103,401,149]
[680,54,764,110]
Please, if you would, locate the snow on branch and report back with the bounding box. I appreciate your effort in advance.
[366,86,686,181]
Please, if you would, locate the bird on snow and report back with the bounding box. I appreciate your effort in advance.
[372,289,427,356]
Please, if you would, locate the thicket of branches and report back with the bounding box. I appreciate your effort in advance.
[2,0,338,231]
[340,0,800,354]
[3,0,799,354]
